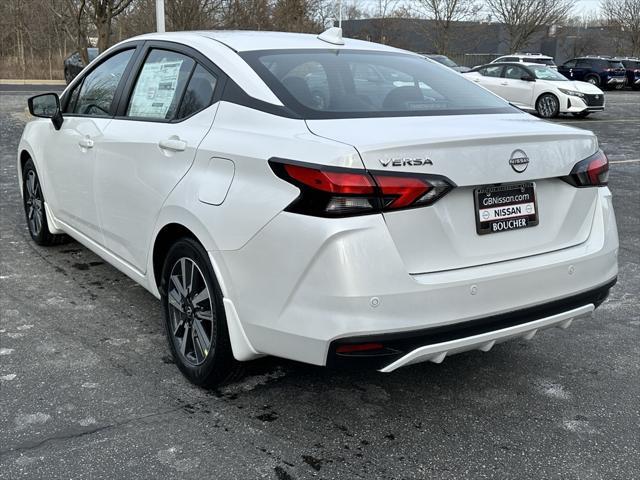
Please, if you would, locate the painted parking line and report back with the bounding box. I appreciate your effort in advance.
[557,119,640,124]
[609,158,640,164]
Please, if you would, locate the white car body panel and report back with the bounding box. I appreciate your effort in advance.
[95,104,219,271]
[18,31,619,373]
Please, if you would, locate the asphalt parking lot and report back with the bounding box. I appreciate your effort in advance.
[1,87,638,479]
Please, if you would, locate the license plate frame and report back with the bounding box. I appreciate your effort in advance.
[474,182,539,235]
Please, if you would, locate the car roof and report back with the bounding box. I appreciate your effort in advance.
[129,30,408,54]
[109,30,416,108]
[499,54,552,59]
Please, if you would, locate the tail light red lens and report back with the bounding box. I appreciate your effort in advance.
[562,150,609,187]
[283,164,375,195]
[270,159,455,217]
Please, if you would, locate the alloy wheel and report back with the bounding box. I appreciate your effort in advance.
[24,170,43,237]
[167,257,215,366]
[538,95,558,118]
[587,77,598,85]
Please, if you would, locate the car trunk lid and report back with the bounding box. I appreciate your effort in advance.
[306,113,600,273]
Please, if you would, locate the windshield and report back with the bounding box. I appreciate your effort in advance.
[428,55,457,67]
[530,65,568,81]
[241,49,515,119]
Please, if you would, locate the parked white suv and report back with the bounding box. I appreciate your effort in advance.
[19,30,618,386]
[492,53,557,69]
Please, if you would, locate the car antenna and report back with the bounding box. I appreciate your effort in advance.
[318,0,345,45]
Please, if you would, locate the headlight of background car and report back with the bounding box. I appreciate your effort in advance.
[559,88,585,98]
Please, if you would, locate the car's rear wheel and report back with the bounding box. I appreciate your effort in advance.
[161,237,239,387]
[536,93,559,118]
[585,75,600,86]
[572,111,591,118]
[22,159,67,246]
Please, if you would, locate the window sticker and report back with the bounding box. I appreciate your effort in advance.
[129,60,183,118]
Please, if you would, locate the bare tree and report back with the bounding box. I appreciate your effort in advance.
[370,0,399,42]
[415,0,480,53]
[166,0,223,30]
[222,0,272,29]
[485,0,575,52]
[601,0,640,56]
[53,0,91,62]
[88,0,136,51]
[271,0,323,32]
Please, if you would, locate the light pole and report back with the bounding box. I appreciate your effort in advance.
[156,0,165,33]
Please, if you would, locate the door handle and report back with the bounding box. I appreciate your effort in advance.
[78,136,94,149]
[159,138,186,152]
[500,82,508,85]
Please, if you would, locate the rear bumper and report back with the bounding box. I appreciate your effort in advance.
[606,76,625,84]
[217,187,618,366]
[327,278,615,370]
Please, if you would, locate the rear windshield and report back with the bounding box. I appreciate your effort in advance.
[241,49,515,119]
[530,58,556,66]
[428,55,457,67]
[608,61,625,68]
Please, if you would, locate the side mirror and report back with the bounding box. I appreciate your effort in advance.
[521,74,535,82]
[28,93,63,130]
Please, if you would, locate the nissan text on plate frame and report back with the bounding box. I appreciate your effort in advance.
[18,29,619,386]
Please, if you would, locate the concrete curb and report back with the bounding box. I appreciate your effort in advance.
[0,79,66,85]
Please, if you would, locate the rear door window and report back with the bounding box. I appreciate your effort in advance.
[504,65,526,79]
[127,49,194,120]
[480,65,504,77]
[176,65,218,119]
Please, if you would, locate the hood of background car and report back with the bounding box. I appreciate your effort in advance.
[567,81,604,94]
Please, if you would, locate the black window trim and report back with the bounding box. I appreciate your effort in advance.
[61,42,144,118]
[113,40,228,124]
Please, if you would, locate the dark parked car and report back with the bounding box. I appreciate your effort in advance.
[63,47,99,84]
[557,57,626,90]
[424,54,470,73]
[614,58,640,90]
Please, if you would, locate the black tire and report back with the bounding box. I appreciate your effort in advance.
[585,75,600,87]
[160,237,240,387]
[22,158,68,246]
[614,82,624,90]
[535,93,560,118]
[572,111,591,118]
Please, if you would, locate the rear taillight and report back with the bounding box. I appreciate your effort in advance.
[269,159,455,217]
[562,150,609,187]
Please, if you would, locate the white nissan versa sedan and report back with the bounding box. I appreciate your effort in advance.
[18,29,618,386]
